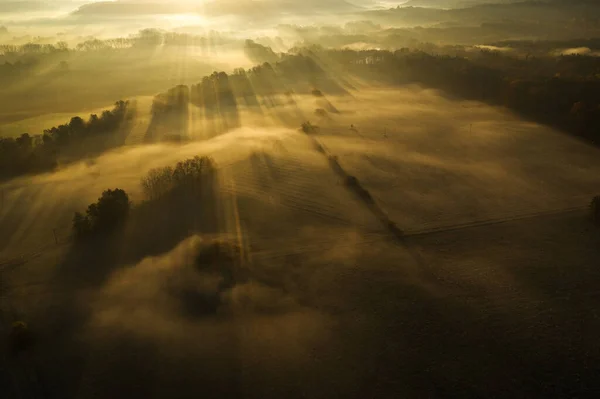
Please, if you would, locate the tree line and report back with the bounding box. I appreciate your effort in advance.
[0,30,230,56]
[0,101,133,181]
[318,47,600,144]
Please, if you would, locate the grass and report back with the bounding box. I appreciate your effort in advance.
[3,87,600,397]
[0,105,113,138]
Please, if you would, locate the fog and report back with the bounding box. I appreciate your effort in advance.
[2,1,600,398]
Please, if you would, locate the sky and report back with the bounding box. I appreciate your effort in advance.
[0,0,538,37]
[0,0,409,20]
[0,0,401,35]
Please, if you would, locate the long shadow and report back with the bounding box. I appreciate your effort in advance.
[190,72,241,138]
[301,126,405,242]
[144,85,190,142]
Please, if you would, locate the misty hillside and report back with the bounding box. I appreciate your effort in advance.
[369,1,600,24]
[400,0,521,8]
[402,0,597,7]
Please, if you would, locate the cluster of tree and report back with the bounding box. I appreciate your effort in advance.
[149,53,340,139]
[0,101,132,181]
[0,42,69,56]
[230,68,261,107]
[146,86,190,141]
[141,156,217,201]
[74,29,229,52]
[191,72,238,116]
[151,87,189,117]
[132,155,218,258]
[0,59,40,83]
[0,133,57,181]
[0,31,232,56]
[69,156,217,272]
[44,101,132,146]
[73,189,131,239]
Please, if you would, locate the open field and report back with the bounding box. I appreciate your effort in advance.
[315,87,600,233]
[0,106,114,138]
[1,85,600,397]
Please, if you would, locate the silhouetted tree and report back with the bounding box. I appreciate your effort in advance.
[73,189,130,239]
[141,166,175,200]
[141,156,216,201]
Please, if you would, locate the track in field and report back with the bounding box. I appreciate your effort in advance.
[220,148,381,230]
[403,204,589,237]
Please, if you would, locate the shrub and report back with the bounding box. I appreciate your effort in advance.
[301,121,318,134]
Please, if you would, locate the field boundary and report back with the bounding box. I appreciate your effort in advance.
[301,127,405,242]
[404,205,588,237]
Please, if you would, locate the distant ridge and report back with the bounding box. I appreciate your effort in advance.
[400,0,598,8]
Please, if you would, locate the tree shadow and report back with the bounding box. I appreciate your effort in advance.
[145,85,190,142]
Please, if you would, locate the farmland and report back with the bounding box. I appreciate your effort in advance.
[1,84,600,396]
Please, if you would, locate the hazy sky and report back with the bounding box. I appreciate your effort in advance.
[0,0,402,34]
[0,0,409,18]
[0,0,539,35]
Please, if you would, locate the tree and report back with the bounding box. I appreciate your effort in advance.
[56,41,68,51]
[73,189,130,239]
[15,133,32,150]
[141,166,174,200]
[172,156,216,188]
[140,156,216,201]
[73,212,91,238]
[69,116,85,136]
[91,189,130,232]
